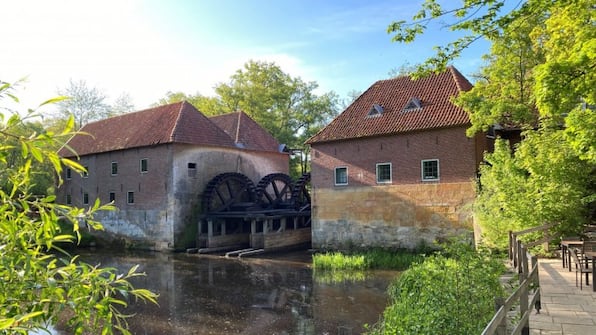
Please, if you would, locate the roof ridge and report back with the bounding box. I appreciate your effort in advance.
[169,101,187,141]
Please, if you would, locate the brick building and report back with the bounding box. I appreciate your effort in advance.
[57,102,288,250]
[306,67,487,250]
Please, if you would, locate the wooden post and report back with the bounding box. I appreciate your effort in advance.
[517,240,524,275]
[531,255,541,314]
[509,231,514,264]
[520,245,529,335]
[494,297,506,335]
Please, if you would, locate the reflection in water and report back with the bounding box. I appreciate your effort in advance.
[59,250,394,335]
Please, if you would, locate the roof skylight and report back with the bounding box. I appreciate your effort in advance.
[367,103,384,117]
[403,97,422,112]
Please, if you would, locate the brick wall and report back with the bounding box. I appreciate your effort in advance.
[310,126,481,187]
[309,126,483,250]
[57,144,289,250]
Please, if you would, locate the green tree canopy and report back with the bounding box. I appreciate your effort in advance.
[388,0,595,247]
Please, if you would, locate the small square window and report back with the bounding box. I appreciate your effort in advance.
[376,163,392,184]
[421,159,440,181]
[66,194,72,205]
[111,162,118,175]
[65,168,72,180]
[140,159,148,173]
[109,192,116,203]
[127,191,134,204]
[334,167,348,186]
[188,163,197,177]
[83,193,89,205]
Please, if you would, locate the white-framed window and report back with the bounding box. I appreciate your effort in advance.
[127,191,134,204]
[65,168,72,180]
[83,193,89,205]
[421,159,440,181]
[334,166,348,186]
[111,162,118,175]
[140,158,148,173]
[376,163,392,184]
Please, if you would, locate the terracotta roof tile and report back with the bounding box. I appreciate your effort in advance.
[306,66,473,144]
[209,111,281,152]
[60,101,236,157]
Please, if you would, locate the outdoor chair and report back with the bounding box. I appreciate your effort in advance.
[570,248,591,290]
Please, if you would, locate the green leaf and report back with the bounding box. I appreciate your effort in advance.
[0,317,16,330]
[39,95,69,107]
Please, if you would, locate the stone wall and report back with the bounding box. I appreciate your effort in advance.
[311,182,476,250]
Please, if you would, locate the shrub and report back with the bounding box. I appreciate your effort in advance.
[368,242,505,335]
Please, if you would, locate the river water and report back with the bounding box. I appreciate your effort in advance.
[58,249,397,335]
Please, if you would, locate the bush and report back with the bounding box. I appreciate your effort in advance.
[368,242,505,335]
[0,83,157,334]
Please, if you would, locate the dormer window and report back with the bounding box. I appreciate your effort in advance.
[403,97,422,112]
[367,104,384,117]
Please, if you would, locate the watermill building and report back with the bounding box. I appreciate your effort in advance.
[306,67,488,250]
[57,102,289,251]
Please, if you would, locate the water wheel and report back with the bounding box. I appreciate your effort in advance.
[256,173,294,209]
[292,172,311,211]
[201,172,257,213]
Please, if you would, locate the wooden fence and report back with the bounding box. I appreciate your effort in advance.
[482,223,556,335]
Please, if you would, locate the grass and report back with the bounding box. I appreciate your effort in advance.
[312,248,427,272]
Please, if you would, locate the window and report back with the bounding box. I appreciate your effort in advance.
[65,168,72,180]
[109,192,116,203]
[83,193,89,205]
[403,97,422,112]
[334,167,348,186]
[140,158,148,173]
[367,103,384,117]
[188,162,197,177]
[376,163,392,184]
[421,159,440,181]
[82,168,88,178]
[111,162,118,175]
[65,194,72,205]
[127,191,134,204]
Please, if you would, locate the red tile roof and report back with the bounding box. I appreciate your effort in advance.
[209,111,281,152]
[59,101,236,157]
[306,66,473,144]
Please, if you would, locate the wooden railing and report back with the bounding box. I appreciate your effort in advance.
[482,223,556,335]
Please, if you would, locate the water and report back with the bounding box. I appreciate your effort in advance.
[54,249,396,335]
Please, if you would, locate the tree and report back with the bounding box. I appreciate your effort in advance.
[387,61,418,78]
[111,92,136,115]
[56,79,111,130]
[0,82,157,334]
[153,91,225,116]
[388,0,595,247]
[155,60,340,177]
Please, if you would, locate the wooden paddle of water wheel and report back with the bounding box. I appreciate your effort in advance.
[198,172,311,256]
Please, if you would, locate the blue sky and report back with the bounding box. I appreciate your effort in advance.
[2,0,490,112]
